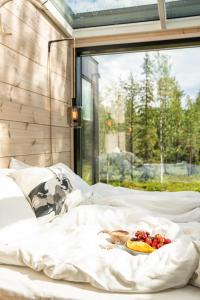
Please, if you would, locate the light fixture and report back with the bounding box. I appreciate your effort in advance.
[67,38,82,128]
[67,98,81,128]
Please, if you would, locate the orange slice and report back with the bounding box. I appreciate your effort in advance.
[126,240,155,253]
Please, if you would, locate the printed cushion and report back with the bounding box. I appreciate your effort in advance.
[9,167,74,218]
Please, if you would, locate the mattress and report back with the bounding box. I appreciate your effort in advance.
[0,265,199,300]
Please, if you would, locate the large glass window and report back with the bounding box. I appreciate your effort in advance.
[90,46,200,191]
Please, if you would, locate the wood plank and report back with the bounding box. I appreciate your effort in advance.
[0,6,72,79]
[0,44,71,102]
[0,81,49,110]
[50,71,71,102]
[4,0,65,41]
[0,138,70,157]
[0,99,50,125]
[76,26,200,48]
[0,82,70,127]
[0,120,70,140]
[0,152,71,168]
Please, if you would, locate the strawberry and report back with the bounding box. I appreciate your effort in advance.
[164,238,172,244]
[137,234,143,241]
[152,238,158,248]
[143,233,148,239]
[145,237,152,246]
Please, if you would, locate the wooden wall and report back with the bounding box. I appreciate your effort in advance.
[0,0,72,168]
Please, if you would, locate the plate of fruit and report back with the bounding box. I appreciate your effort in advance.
[125,231,172,255]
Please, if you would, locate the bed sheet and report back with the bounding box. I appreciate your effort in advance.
[0,265,199,300]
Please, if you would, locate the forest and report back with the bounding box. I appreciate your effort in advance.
[98,52,200,190]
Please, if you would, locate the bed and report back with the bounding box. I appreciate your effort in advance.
[0,160,199,299]
[0,265,199,300]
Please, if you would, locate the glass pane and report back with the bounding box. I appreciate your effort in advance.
[49,0,200,28]
[166,0,200,19]
[93,46,200,191]
[68,0,157,13]
[82,78,93,184]
[51,0,159,28]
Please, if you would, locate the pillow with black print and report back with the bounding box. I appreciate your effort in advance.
[9,167,74,218]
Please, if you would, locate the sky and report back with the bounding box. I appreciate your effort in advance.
[67,0,179,13]
[68,0,158,13]
[93,46,200,104]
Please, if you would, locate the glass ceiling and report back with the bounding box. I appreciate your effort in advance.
[50,0,200,29]
[67,0,158,14]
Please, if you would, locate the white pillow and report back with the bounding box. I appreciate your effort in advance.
[0,176,35,229]
[9,167,76,218]
[51,163,91,191]
[9,158,92,195]
[0,168,15,176]
[9,158,30,170]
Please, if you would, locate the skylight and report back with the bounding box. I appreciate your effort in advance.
[50,0,200,29]
[67,0,157,14]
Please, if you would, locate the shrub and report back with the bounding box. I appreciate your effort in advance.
[108,180,200,192]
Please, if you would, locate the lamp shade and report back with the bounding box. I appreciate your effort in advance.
[67,106,81,128]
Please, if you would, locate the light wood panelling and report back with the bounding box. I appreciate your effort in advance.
[0,44,70,102]
[76,26,200,48]
[0,152,71,168]
[0,121,71,157]
[0,81,69,127]
[0,6,72,79]
[4,0,63,41]
[0,0,72,168]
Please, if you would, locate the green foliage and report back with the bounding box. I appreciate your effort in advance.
[137,53,158,162]
[98,51,200,189]
[109,180,200,192]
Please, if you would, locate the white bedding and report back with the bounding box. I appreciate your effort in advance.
[0,265,199,300]
[0,183,200,293]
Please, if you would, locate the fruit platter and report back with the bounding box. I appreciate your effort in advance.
[125,230,172,255]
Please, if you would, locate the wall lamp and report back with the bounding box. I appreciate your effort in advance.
[67,98,82,128]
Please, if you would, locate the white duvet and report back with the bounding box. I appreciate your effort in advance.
[0,183,200,293]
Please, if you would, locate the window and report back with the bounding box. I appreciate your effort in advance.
[82,46,200,191]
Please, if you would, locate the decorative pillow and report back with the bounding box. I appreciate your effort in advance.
[0,176,36,229]
[51,163,91,192]
[9,167,74,218]
[9,158,92,196]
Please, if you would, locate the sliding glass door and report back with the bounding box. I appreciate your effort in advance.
[76,56,99,184]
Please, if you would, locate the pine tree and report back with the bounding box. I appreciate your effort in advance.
[155,53,184,181]
[137,53,157,163]
[183,93,200,175]
[123,72,139,154]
